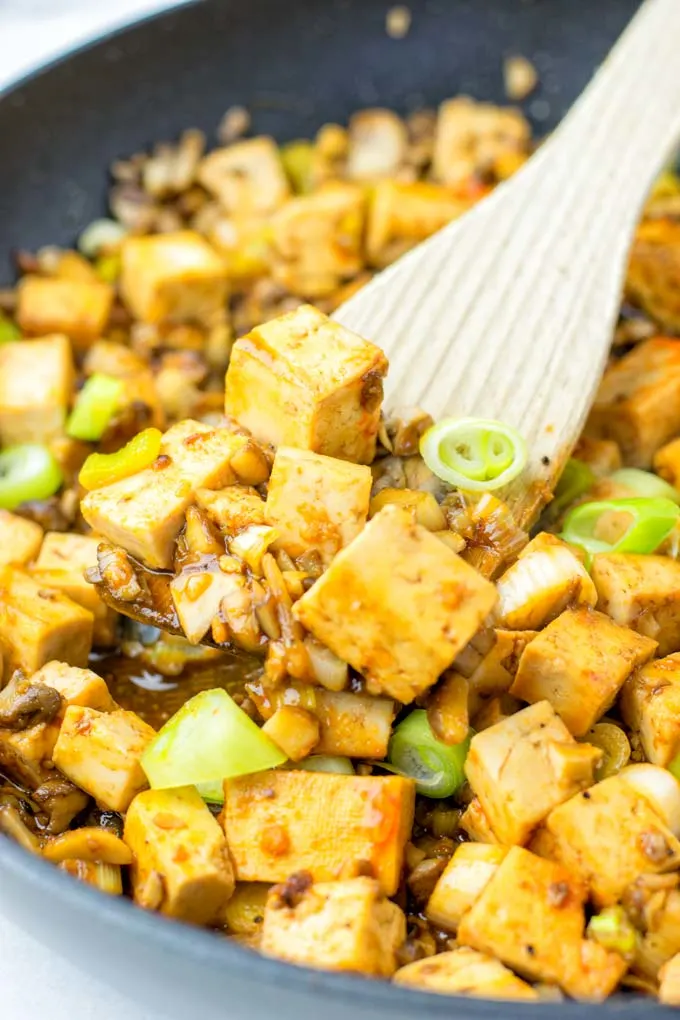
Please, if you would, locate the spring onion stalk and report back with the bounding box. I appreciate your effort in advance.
[142,688,287,791]
[387,709,470,798]
[0,314,21,344]
[420,418,527,492]
[299,755,355,775]
[560,497,680,563]
[0,444,63,510]
[67,373,124,442]
[609,468,680,504]
[586,906,638,959]
[551,458,595,513]
[79,427,162,491]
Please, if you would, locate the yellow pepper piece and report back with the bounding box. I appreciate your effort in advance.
[280,140,314,193]
[79,427,162,491]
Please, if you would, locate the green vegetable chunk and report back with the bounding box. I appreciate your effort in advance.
[560,497,680,564]
[67,373,124,442]
[387,709,470,798]
[586,906,638,959]
[0,444,63,510]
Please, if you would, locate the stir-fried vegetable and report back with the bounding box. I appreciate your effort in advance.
[0,313,20,344]
[67,373,124,442]
[298,755,355,774]
[420,418,527,492]
[79,427,162,490]
[560,497,680,562]
[609,467,680,503]
[387,709,470,797]
[584,722,631,780]
[551,458,595,513]
[0,443,63,510]
[586,906,638,959]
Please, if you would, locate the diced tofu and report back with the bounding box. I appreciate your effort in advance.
[654,438,680,489]
[265,447,371,568]
[592,553,680,656]
[198,137,290,215]
[495,533,597,630]
[466,629,537,715]
[545,775,680,907]
[53,705,155,812]
[294,506,497,703]
[369,488,446,531]
[17,276,113,348]
[346,109,407,181]
[0,334,74,445]
[31,660,115,716]
[0,567,93,678]
[262,875,404,977]
[81,420,246,569]
[224,305,388,465]
[426,843,508,932]
[366,180,473,268]
[33,532,117,646]
[464,701,601,845]
[124,786,234,925]
[120,231,229,326]
[571,436,622,478]
[459,798,501,844]
[262,706,320,761]
[586,338,680,467]
[432,97,530,186]
[0,511,43,566]
[314,689,395,758]
[457,846,627,999]
[632,885,680,983]
[270,182,365,297]
[626,219,680,334]
[195,486,266,534]
[221,769,414,895]
[510,608,656,737]
[621,654,680,767]
[394,947,538,1000]
[660,953,680,1007]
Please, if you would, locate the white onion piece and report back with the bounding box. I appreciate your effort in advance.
[619,763,680,836]
[77,218,127,258]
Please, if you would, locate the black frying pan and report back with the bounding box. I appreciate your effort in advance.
[0,1,672,1017]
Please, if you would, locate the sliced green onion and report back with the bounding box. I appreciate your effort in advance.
[142,688,287,790]
[420,417,527,492]
[196,780,226,804]
[67,373,124,442]
[387,709,470,798]
[0,444,63,510]
[0,314,21,344]
[560,497,680,563]
[668,755,680,784]
[586,906,638,959]
[552,458,595,513]
[298,755,354,775]
[609,468,680,504]
[79,427,162,491]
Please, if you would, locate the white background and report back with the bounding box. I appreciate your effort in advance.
[0,7,186,1017]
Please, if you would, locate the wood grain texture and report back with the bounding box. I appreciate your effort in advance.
[335,0,680,526]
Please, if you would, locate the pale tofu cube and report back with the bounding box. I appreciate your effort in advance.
[495,533,597,630]
[346,109,407,181]
[120,231,229,325]
[53,706,155,812]
[464,701,601,846]
[0,334,74,445]
[394,947,538,1000]
[545,775,680,907]
[0,566,93,679]
[270,182,365,298]
[295,505,496,703]
[457,846,627,999]
[571,436,622,477]
[17,276,113,348]
[366,180,473,267]
[659,952,680,1006]
[224,305,388,465]
[654,438,680,489]
[592,553,680,656]
[221,770,414,895]
[32,660,115,716]
[124,786,234,925]
[33,532,117,646]
[432,97,530,186]
[587,338,680,466]
[81,420,245,569]
[262,876,404,977]
[195,486,266,534]
[510,608,656,737]
[314,689,395,759]
[0,511,43,566]
[426,843,508,932]
[265,447,371,568]
[621,654,680,767]
[459,798,501,844]
[198,137,290,215]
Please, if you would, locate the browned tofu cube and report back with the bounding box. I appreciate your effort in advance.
[626,219,680,334]
[198,137,290,215]
[294,506,497,703]
[511,608,656,736]
[221,769,414,895]
[571,436,622,478]
[17,275,113,348]
[586,338,680,467]
[0,334,74,445]
[432,97,530,186]
[654,438,680,489]
[33,532,117,646]
[314,689,395,759]
[366,180,473,268]
[32,660,115,717]
[545,775,680,907]
[262,876,405,977]
[120,231,229,325]
[465,629,537,716]
[124,786,234,925]
[0,511,43,567]
[195,486,266,534]
[457,846,627,999]
[0,567,93,679]
[621,654,680,767]
[224,305,388,465]
[426,843,508,932]
[464,701,601,845]
[394,947,538,1000]
[261,706,320,761]
[592,553,680,657]
[53,706,155,812]
[459,798,501,844]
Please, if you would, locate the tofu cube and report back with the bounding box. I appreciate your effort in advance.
[124,786,235,925]
[224,305,388,464]
[120,231,229,325]
[591,553,680,657]
[426,843,508,932]
[586,338,680,466]
[32,660,115,717]
[53,706,155,812]
[545,775,680,907]
[459,798,501,844]
[432,97,530,186]
[626,218,680,334]
[0,566,93,679]
[81,420,245,569]
[654,438,680,489]
[262,876,404,977]
[265,447,372,568]
[457,846,627,999]
[620,654,680,767]
[314,689,395,759]
[510,608,656,736]
[294,506,497,703]
[221,769,414,895]
[0,334,74,445]
[464,701,601,846]
[0,511,43,566]
[33,532,117,646]
[195,485,266,534]
[366,180,473,268]
[17,275,113,348]
[261,706,320,761]
[198,137,290,215]
[660,953,680,1007]
[393,947,538,1000]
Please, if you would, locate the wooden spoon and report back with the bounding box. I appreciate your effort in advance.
[334,0,680,527]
